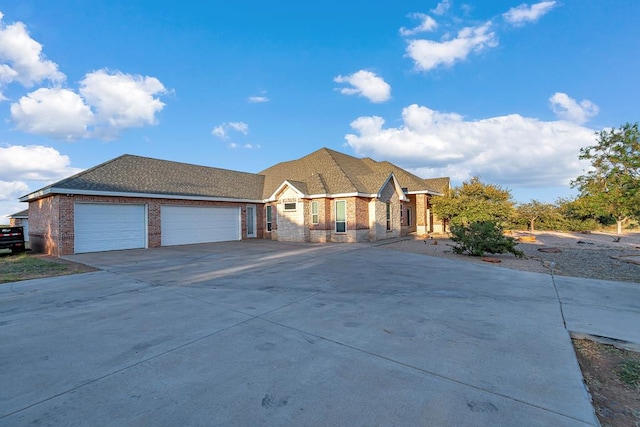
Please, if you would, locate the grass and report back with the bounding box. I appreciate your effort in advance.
[619,359,640,387]
[0,253,74,283]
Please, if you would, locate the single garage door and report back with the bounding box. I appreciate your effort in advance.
[74,204,147,253]
[161,206,240,246]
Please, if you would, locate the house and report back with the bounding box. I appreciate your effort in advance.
[19,148,448,256]
[8,209,29,242]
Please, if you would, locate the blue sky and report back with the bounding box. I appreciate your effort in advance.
[1,0,639,221]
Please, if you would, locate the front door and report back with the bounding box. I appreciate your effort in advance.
[246,205,256,238]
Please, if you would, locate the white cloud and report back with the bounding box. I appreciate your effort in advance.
[0,11,65,93]
[228,121,249,134]
[406,22,497,71]
[0,145,82,181]
[212,121,249,139]
[9,69,168,140]
[503,1,557,26]
[212,125,226,139]
[10,88,93,140]
[334,70,391,103]
[0,180,29,201]
[431,0,451,16]
[400,13,438,36]
[248,96,269,103]
[345,103,595,188]
[80,69,166,134]
[549,92,599,124]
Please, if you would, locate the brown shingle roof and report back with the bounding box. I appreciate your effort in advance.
[21,149,447,203]
[260,148,442,198]
[423,177,450,194]
[23,155,264,201]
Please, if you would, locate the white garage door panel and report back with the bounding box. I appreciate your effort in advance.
[75,204,146,253]
[161,206,240,246]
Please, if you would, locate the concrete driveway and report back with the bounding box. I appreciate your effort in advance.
[4,240,636,426]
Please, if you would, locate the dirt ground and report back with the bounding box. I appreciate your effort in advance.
[381,230,640,427]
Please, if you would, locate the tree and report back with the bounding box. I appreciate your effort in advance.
[432,177,515,226]
[516,200,558,231]
[572,122,640,234]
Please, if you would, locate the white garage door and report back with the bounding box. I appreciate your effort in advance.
[74,204,147,253]
[161,206,240,246]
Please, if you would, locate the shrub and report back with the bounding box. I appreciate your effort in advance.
[450,221,524,258]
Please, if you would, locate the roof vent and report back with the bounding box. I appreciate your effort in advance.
[401,187,408,193]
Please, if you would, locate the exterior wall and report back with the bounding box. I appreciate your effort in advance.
[30,194,263,256]
[329,197,368,243]
[275,187,305,242]
[369,180,401,241]
[29,196,64,256]
[8,218,25,227]
[308,197,330,243]
[400,196,417,236]
[263,202,277,240]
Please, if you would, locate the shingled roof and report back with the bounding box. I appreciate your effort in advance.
[20,148,445,203]
[259,148,442,198]
[21,155,265,202]
[423,177,451,194]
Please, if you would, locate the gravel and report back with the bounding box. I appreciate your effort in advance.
[379,231,640,284]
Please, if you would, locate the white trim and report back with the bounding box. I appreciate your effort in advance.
[335,200,347,233]
[406,190,443,196]
[246,204,257,238]
[267,180,306,201]
[20,188,262,203]
[20,182,442,204]
[378,173,409,202]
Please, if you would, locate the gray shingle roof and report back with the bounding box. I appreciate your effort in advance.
[9,209,28,218]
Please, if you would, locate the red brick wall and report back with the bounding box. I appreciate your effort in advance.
[30,194,264,256]
[29,196,61,256]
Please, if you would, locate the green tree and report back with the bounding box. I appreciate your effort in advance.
[572,122,640,234]
[432,177,515,226]
[515,200,557,231]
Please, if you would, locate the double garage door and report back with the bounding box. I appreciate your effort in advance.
[74,204,241,253]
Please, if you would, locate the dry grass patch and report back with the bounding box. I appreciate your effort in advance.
[0,253,97,284]
[573,339,640,426]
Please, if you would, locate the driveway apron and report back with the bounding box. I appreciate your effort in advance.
[0,241,605,426]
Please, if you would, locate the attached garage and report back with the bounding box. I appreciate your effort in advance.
[161,205,240,246]
[74,204,147,253]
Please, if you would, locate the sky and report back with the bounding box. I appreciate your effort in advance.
[1,0,639,221]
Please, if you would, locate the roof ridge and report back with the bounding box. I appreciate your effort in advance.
[322,148,359,191]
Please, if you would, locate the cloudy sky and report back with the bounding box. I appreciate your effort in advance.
[1,1,639,220]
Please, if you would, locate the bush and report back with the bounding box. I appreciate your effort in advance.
[450,221,524,258]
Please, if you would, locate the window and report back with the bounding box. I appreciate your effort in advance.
[407,207,412,227]
[284,202,296,211]
[266,205,272,232]
[335,200,346,233]
[386,202,391,231]
[311,201,319,224]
